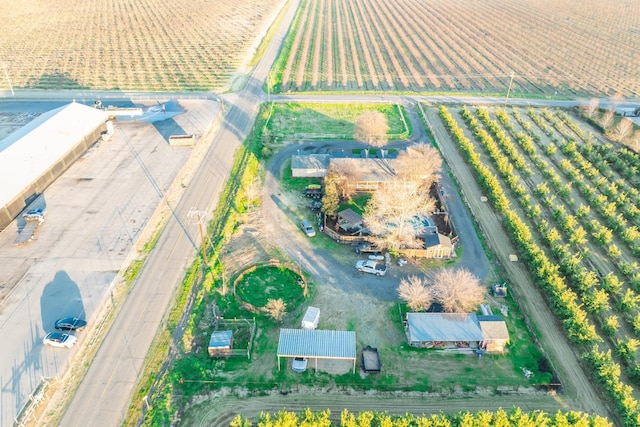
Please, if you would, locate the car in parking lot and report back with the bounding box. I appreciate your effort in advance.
[43,332,77,348]
[300,220,316,237]
[292,357,308,373]
[54,317,87,331]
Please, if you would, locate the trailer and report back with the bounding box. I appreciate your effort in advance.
[362,345,381,373]
[301,306,320,330]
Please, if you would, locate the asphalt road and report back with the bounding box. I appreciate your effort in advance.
[58,1,301,426]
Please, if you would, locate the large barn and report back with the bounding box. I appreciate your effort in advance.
[0,102,108,230]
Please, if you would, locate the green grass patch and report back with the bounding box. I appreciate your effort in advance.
[340,193,371,215]
[267,103,409,140]
[237,266,305,309]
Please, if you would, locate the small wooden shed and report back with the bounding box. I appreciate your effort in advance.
[208,330,233,357]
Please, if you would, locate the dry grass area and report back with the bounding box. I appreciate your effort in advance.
[0,0,284,91]
[273,0,640,96]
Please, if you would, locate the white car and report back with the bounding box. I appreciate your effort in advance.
[292,357,308,373]
[43,332,77,348]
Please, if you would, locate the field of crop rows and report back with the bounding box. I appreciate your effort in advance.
[0,0,283,92]
[272,0,640,96]
[437,104,640,424]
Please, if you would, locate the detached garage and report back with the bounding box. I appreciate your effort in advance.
[277,328,357,373]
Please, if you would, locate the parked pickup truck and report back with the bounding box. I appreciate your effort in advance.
[355,259,387,276]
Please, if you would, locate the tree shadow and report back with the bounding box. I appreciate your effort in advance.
[24,71,90,90]
[40,271,85,333]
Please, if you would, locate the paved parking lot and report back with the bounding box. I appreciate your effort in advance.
[0,99,219,427]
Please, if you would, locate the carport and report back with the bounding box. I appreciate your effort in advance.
[277,328,357,373]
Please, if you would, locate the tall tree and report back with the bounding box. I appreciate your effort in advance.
[364,180,435,251]
[583,98,600,118]
[321,171,341,217]
[393,144,442,188]
[601,110,615,129]
[398,275,432,311]
[613,118,634,141]
[354,111,389,147]
[428,268,485,313]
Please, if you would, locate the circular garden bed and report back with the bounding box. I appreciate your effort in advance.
[235,264,306,313]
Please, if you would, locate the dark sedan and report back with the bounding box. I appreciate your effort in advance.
[54,317,87,331]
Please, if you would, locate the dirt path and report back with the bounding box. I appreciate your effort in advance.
[424,107,614,421]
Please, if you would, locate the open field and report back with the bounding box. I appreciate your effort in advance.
[0,0,284,92]
[433,103,640,424]
[270,0,640,96]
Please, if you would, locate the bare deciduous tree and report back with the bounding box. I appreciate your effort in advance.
[327,158,364,201]
[428,268,485,313]
[609,92,625,112]
[613,118,634,142]
[263,298,286,321]
[364,180,436,251]
[393,144,443,188]
[354,111,389,147]
[398,275,432,311]
[583,98,599,118]
[601,110,615,129]
[630,130,640,153]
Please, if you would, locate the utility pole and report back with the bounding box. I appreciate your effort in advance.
[2,63,14,96]
[188,208,208,268]
[504,72,514,105]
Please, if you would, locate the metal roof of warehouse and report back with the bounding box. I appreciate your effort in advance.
[0,102,108,207]
[277,328,356,359]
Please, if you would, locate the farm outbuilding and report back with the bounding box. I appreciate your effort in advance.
[208,330,233,357]
[405,313,483,349]
[400,232,453,259]
[0,102,108,230]
[423,233,453,258]
[277,328,357,373]
[478,315,510,353]
[290,154,330,177]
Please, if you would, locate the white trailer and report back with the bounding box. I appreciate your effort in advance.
[301,306,320,330]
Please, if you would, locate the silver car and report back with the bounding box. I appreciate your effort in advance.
[300,220,316,237]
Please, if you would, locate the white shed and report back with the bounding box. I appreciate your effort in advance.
[301,306,320,329]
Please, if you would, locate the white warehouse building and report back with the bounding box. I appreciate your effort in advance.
[0,102,108,230]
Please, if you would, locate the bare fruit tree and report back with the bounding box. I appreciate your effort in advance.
[601,110,615,129]
[354,111,389,147]
[364,180,436,251]
[398,275,432,311]
[428,268,485,313]
[263,298,286,321]
[583,98,600,118]
[393,144,442,188]
[327,158,364,201]
[613,118,634,142]
[630,130,640,153]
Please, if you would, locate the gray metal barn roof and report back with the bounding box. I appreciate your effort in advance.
[407,313,483,342]
[0,102,108,207]
[277,328,356,359]
[291,154,330,170]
